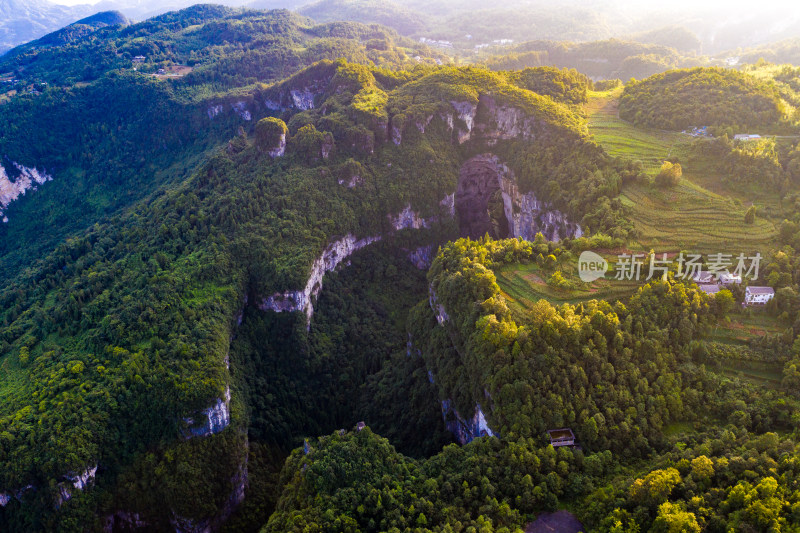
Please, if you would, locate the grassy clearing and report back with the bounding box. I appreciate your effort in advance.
[663,421,696,437]
[710,312,787,345]
[717,361,784,389]
[587,90,778,254]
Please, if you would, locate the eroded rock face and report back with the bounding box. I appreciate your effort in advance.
[408,245,434,270]
[456,154,512,238]
[451,101,477,144]
[232,101,251,121]
[441,400,496,444]
[260,234,382,321]
[338,173,362,188]
[184,386,231,438]
[290,88,315,110]
[0,492,10,507]
[389,205,431,231]
[428,285,449,324]
[456,154,581,241]
[476,94,550,142]
[0,162,52,222]
[268,133,286,158]
[513,193,582,242]
[207,104,223,119]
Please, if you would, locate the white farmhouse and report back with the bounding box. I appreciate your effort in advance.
[720,273,742,285]
[745,286,774,305]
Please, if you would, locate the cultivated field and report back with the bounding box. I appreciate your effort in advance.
[587,89,778,255]
[494,260,642,313]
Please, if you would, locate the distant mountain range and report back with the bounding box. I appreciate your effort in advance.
[0,0,249,55]
[2,0,800,57]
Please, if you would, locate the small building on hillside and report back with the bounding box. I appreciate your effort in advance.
[693,270,714,283]
[720,273,742,285]
[547,428,575,447]
[698,283,720,295]
[745,286,774,305]
[132,55,145,63]
[734,134,762,141]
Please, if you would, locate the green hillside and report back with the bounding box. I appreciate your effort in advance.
[0,53,631,528]
[485,38,707,81]
[619,67,788,131]
[0,7,445,285]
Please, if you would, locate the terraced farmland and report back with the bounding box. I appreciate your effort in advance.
[587,89,778,254]
[587,88,690,173]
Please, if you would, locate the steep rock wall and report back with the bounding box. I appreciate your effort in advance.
[183,385,232,438]
[0,162,52,222]
[259,234,382,321]
[456,154,581,241]
[441,400,496,445]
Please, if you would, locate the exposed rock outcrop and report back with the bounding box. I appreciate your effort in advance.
[407,245,434,270]
[0,162,52,222]
[337,173,362,188]
[268,133,286,158]
[451,100,477,144]
[389,205,431,231]
[456,154,581,241]
[184,386,231,438]
[232,101,251,121]
[440,193,455,217]
[0,492,10,507]
[290,88,315,110]
[206,104,223,119]
[259,234,381,321]
[428,285,449,324]
[441,400,496,444]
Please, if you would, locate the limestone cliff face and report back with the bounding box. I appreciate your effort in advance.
[389,205,432,231]
[268,133,286,158]
[56,464,98,507]
[0,161,52,223]
[232,101,252,121]
[206,101,252,121]
[259,234,382,320]
[183,385,232,438]
[428,285,449,325]
[456,154,581,241]
[441,400,496,445]
[264,82,326,112]
[407,245,434,270]
[2,464,96,509]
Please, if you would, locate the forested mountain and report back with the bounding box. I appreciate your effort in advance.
[619,67,787,131]
[2,3,800,533]
[0,6,442,284]
[484,38,707,81]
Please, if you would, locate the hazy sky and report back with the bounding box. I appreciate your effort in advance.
[44,0,800,19]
